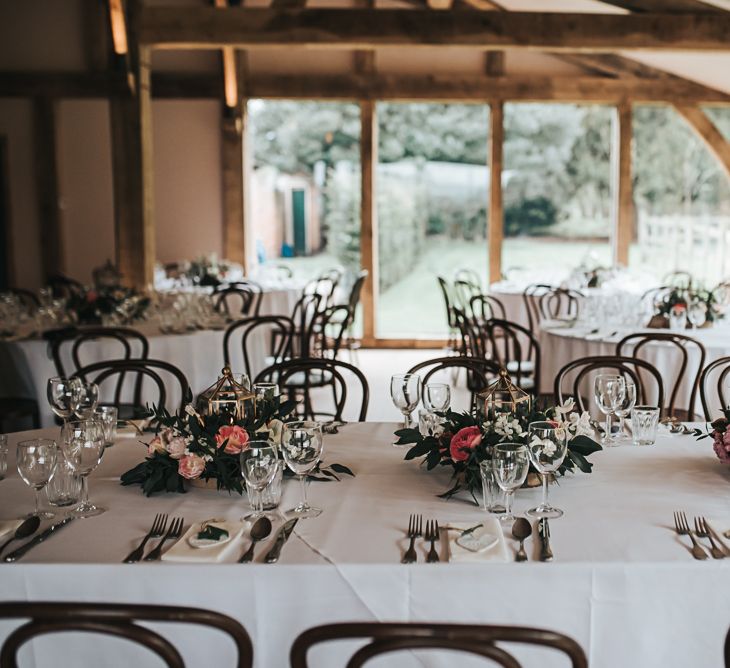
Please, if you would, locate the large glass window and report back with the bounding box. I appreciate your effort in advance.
[376,102,489,338]
[630,105,730,286]
[501,104,614,284]
[248,100,361,286]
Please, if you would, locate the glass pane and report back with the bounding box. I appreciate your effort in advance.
[703,107,730,141]
[248,100,361,287]
[376,102,489,338]
[631,105,730,286]
[502,104,614,285]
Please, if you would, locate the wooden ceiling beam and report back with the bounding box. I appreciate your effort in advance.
[674,105,730,178]
[596,0,722,13]
[108,0,129,54]
[137,7,730,52]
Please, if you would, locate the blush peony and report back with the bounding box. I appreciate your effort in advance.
[147,435,166,456]
[713,431,730,464]
[215,425,250,455]
[449,426,482,462]
[178,454,205,480]
[165,436,187,460]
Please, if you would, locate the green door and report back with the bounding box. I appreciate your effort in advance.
[292,190,306,256]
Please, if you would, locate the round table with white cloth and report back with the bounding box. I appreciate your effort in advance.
[539,322,730,418]
[0,287,299,427]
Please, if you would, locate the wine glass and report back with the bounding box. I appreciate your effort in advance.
[60,419,106,518]
[593,374,625,446]
[240,440,279,520]
[281,421,324,519]
[491,443,530,523]
[16,439,57,519]
[72,382,99,419]
[390,374,421,445]
[47,377,82,427]
[613,380,637,444]
[525,421,568,519]
[688,300,707,329]
[423,383,451,413]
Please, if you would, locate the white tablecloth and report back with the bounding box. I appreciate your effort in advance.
[1,422,729,667]
[0,288,299,427]
[539,324,730,417]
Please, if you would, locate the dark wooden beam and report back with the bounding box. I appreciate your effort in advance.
[360,99,377,343]
[488,101,503,283]
[33,99,64,281]
[108,0,130,54]
[138,7,730,52]
[485,51,505,77]
[675,105,730,179]
[596,0,722,13]
[613,102,634,265]
[0,73,124,98]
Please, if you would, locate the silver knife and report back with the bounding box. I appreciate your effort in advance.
[264,519,298,563]
[538,518,554,562]
[4,517,75,562]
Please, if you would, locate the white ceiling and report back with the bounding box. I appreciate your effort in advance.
[621,52,730,94]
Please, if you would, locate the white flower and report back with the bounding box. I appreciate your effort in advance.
[184,404,197,416]
[530,435,557,458]
[554,398,576,419]
[568,411,593,437]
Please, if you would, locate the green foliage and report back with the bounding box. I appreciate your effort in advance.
[504,196,557,237]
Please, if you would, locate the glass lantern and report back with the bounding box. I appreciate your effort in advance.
[200,366,255,422]
[478,369,531,420]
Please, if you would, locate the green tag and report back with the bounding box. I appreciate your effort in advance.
[197,525,229,541]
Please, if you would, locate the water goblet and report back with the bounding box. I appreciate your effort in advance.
[94,406,118,447]
[72,382,99,419]
[593,374,625,446]
[491,443,530,523]
[688,301,707,329]
[46,451,82,509]
[390,374,421,446]
[47,376,82,426]
[423,383,451,413]
[612,380,636,444]
[281,421,324,519]
[240,440,279,520]
[525,421,568,519]
[60,419,106,518]
[17,439,57,519]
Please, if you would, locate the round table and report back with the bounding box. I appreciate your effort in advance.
[0,287,299,427]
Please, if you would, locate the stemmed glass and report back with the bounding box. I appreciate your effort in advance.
[525,421,568,519]
[47,377,82,427]
[390,374,421,445]
[281,421,324,519]
[491,443,530,523]
[613,380,637,444]
[17,439,57,519]
[594,374,625,446]
[60,420,106,518]
[240,440,279,520]
[72,382,99,419]
[688,300,707,329]
[423,383,451,413]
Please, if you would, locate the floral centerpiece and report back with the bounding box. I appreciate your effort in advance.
[120,398,352,496]
[655,288,722,325]
[394,398,601,503]
[66,286,150,325]
[695,409,730,464]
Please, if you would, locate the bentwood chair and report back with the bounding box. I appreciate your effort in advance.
[73,358,191,419]
[453,279,483,318]
[554,355,665,415]
[437,276,461,355]
[469,293,507,323]
[699,356,730,421]
[290,622,588,668]
[616,332,706,420]
[254,358,369,422]
[47,274,83,300]
[6,288,39,311]
[407,356,502,413]
[482,318,541,394]
[0,602,253,668]
[213,285,262,319]
[223,315,295,380]
[522,283,553,332]
[725,625,730,668]
[538,287,583,322]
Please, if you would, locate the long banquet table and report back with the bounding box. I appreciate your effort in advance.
[0,287,299,428]
[1,422,729,667]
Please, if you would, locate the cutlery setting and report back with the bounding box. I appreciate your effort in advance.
[672,511,728,560]
[4,516,75,563]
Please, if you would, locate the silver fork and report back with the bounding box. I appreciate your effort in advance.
[673,511,708,561]
[694,517,726,559]
[425,519,440,563]
[144,517,184,561]
[401,514,422,564]
[123,513,168,563]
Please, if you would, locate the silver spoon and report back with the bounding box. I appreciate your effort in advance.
[238,517,272,563]
[512,518,532,562]
[0,516,41,556]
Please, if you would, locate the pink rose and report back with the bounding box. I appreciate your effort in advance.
[547,419,560,429]
[178,454,205,480]
[147,436,166,456]
[160,428,175,444]
[714,431,730,464]
[215,425,250,455]
[449,426,482,462]
[166,436,187,460]
[722,430,730,449]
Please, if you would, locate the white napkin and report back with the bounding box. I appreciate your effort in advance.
[445,517,510,563]
[161,520,246,563]
[541,319,575,330]
[0,520,23,542]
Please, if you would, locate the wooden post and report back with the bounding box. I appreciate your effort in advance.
[488,101,503,284]
[613,101,634,266]
[111,39,155,289]
[360,99,377,344]
[33,98,64,281]
[221,102,247,268]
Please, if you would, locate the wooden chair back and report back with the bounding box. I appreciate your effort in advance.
[223,315,295,380]
[538,287,583,321]
[699,356,730,421]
